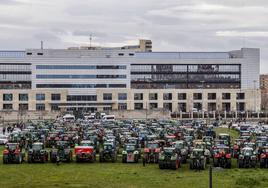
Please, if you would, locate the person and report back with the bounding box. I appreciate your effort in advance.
[228,121,232,130]
[2,127,5,135]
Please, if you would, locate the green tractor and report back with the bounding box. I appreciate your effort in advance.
[122,143,139,163]
[99,142,117,163]
[158,147,180,170]
[238,147,257,168]
[50,141,73,163]
[189,148,207,170]
[28,142,48,163]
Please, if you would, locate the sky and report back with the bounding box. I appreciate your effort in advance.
[0,0,267,73]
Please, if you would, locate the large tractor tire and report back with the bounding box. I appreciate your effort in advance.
[238,160,243,168]
[51,154,57,163]
[159,161,164,169]
[28,155,32,163]
[226,159,231,169]
[260,160,265,168]
[16,155,22,164]
[3,155,9,164]
[122,155,127,163]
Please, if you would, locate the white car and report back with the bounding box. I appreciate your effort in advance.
[0,135,8,145]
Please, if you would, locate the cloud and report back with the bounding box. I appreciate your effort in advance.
[0,0,267,73]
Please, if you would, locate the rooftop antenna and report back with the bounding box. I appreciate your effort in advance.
[41,41,43,50]
[89,34,92,48]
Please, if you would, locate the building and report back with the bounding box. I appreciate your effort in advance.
[0,39,261,117]
[260,74,268,111]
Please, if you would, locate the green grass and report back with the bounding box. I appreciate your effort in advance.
[0,128,266,188]
[215,127,239,143]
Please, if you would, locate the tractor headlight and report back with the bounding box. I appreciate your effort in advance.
[122,151,127,155]
[134,151,139,155]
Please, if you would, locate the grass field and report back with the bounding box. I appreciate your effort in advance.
[0,128,267,188]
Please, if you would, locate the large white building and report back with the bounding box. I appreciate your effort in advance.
[0,40,261,116]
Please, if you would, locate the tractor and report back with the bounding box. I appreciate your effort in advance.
[218,133,231,146]
[260,147,268,168]
[50,141,73,163]
[75,140,96,162]
[237,147,257,168]
[122,143,139,163]
[99,142,117,162]
[172,140,189,163]
[212,145,232,168]
[3,143,25,164]
[189,148,206,170]
[158,147,180,170]
[143,141,161,163]
[28,142,48,163]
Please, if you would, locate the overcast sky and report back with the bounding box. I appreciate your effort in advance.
[0,0,267,73]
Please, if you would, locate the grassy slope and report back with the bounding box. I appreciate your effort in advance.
[0,128,267,188]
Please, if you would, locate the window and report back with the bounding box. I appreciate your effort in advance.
[118,93,127,100]
[222,103,231,112]
[193,93,202,100]
[236,102,245,112]
[36,65,127,70]
[19,94,28,101]
[222,93,231,100]
[193,103,202,111]
[163,93,172,100]
[236,93,245,100]
[3,104,12,110]
[51,94,61,101]
[36,84,126,88]
[3,94,12,101]
[103,107,112,111]
[163,103,172,111]
[37,52,43,55]
[134,93,143,100]
[149,93,158,100]
[134,103,143,110]
[118,103,127,110]
[208,93,216,100]
[36,94,45,101]
[19,104,28,111]
[67,95,97,101]
[208,103,216,111]
[178,93,187,100]
[51,104,60,111]
[36,104,45,111]
[103,93,112,100]
[149,103,158,109]
[178,103,186,112]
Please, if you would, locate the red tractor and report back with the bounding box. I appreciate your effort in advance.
[260,147,268,168]
[213,145,232,168]
[3,143,25,164]
[143,141,161,163]
[75,140,96,162]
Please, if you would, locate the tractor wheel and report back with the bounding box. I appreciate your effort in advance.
[226,159,231,169]
[159,161,164,169]
[3,156,8,164]
[238,160,243,168]
[154,154,159,163]
[16,155,22,164]
[251,161,256,168]
[260,160,264,168]
[134,155,139,163]
[171,161,177,170]
[76,156,80,162]
[206,157,210,164]
[213,159,218,167]
[190,161,193,170]
[111,155,116,163]
[200,160,205,170]
[51,155,57,163]
[122,155,127,163]
[28,155,32,163]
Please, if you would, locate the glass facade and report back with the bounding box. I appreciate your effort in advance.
[36,84,126,88]
[36,94,45,101]
[36,103,45,111]
[131,64,241,89]
[103,93,112,101]
[3,94,12,101]
[19,94,28,101]
[67,95,97,101]
[36,75,126,79]
[51,94,61,101]
[36,65,127,69]
[118,93,127,100]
